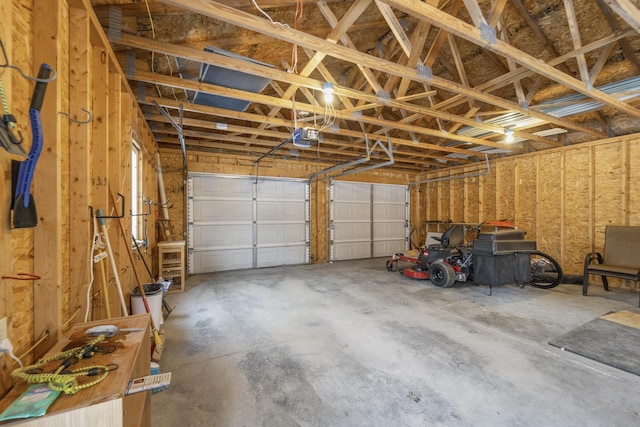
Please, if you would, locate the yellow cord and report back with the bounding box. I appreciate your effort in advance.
[11,335,114,395]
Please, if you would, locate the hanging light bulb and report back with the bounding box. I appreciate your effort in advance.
[505,128,514,143]
[322,82,334,104]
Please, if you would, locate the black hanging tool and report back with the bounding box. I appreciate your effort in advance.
[12,64,53,228]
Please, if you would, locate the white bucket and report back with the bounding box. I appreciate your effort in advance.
[130,283,164,328]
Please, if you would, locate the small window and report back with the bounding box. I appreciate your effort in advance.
[131,139,142,241]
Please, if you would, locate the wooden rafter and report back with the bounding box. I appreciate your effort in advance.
[158,0,605,139]
[93,0,640,174]
[380,0,640,119]
[604,0,640,31]
[563,0,591,87]
[595,0,640,74]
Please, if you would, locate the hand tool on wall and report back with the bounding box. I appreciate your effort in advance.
[109,192,163,353]
[12,63,53,228]
[0,74,27,158]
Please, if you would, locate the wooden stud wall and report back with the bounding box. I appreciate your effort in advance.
[417,135,640,283]
[0,0,157,396]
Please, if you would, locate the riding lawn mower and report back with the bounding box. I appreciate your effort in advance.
[386,223,563,290]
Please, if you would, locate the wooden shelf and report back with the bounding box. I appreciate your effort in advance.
[158,240,186,293]
[0,315,151,426]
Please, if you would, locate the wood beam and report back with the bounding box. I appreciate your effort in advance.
[563,0,591,87]
[315,1,383,95]
[462,0,487,26]
[259,0,373,125]
[380,0,640,119]
[433,28,634,119]
[589,41,617,82]
[375,0,413,57]
[33,0,64,357]
[487,0,509,27]
[595,0,640,74]
[122,40,554,147]
[604,0,640,31]
[68,4,92,329]
[144,95,502,158]
[160,0,604,137]
[395,19,432,97]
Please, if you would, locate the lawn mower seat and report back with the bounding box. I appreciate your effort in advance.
[433,224,465,248]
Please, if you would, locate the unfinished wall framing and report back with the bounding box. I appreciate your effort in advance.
[419,134,640,280]
[0,0,157,396]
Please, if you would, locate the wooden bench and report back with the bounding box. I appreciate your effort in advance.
[583,225,640,305]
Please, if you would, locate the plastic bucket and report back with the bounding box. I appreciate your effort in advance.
[130,283,164,328]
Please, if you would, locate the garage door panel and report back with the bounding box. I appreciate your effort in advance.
[333,203,370,221]
[257,246,306,267]
[373,204,405,220]
[331,181,407,261]
[257,201,306,221]
[257,223,306,245]
[192,248,254,272]
[373,222,406,239]
[333,222,371,241]
[373,240,406,257]
[193,200,253,222]
[193,175,252,198]
[257,180,306,200]
[189,174,309,274]
[373,184,406,203]
[191,224,253,248]
[333,242,371,260]
[333,182,371,202]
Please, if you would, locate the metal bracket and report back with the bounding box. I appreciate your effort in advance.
[417,63,432,80]
[90,193,125,219]
[108,6,123,42]
[58,108,92,125]
[480,22,497,45]
[0,40,57,83]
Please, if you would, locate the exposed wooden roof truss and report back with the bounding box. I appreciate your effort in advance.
[90,0,640,173]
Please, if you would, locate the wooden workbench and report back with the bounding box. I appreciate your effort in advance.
[0,315,151,426]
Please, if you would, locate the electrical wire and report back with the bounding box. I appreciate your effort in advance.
[143,0,178,100]
[250,0,299,72]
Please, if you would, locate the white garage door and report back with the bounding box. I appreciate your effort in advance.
[330,180,408,261]
[188,174,309,274]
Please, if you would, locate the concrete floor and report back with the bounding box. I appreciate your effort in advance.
[151,258,640,427]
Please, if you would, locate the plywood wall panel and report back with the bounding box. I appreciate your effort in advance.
[450,177,464,222]
[593,143,625,248]
[628,139,640,225]
[536,152,562,257]
[515,156,537,239]
[464,168,480,224]
[438,174,451,221]
[425,181,439,227]
[563,149,592,274]
[479,165,496,221]
[496,161,516,222]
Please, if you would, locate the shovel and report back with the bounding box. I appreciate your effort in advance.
[12,64,53,228]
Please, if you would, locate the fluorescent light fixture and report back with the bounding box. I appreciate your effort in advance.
[322,82,334,104]
[505,128,514,143]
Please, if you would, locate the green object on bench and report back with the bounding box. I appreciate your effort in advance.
[583,225,640,305]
